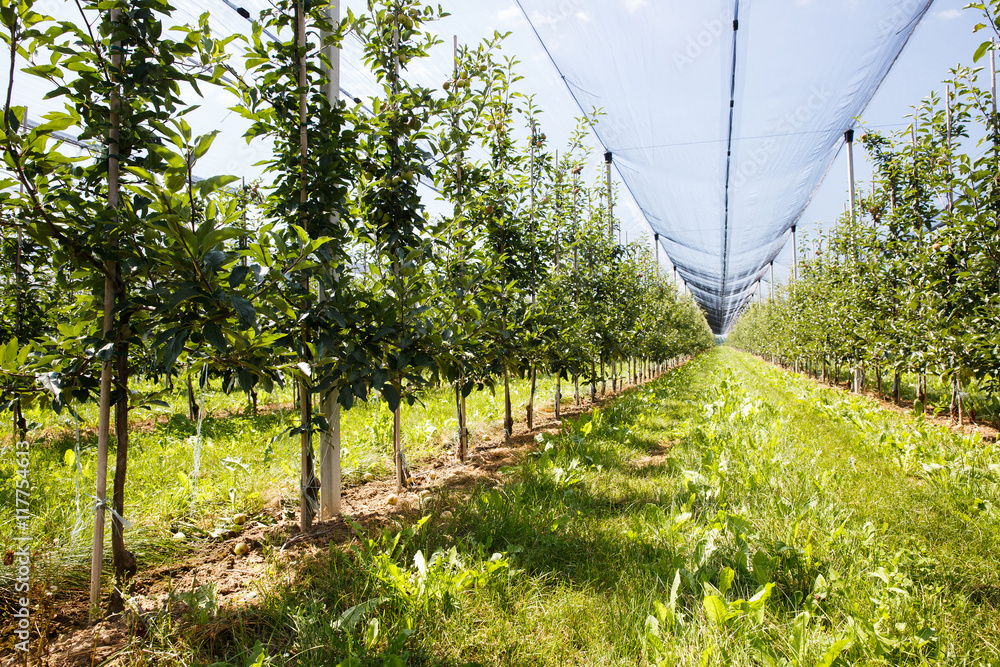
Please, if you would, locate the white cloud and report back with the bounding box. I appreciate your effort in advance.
[493,6,524,27]
[936,9,963,20]
[530,9,559,27]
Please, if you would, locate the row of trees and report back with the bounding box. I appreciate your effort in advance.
[0,0,713,614]
[728,5,1000,420]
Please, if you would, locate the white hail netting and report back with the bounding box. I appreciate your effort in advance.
[514,0,933,332]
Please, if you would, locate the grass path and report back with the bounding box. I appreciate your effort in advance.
[8,348,1000,665]
[165,347,994,666]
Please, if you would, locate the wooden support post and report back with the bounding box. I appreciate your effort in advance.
[389,12,410,489]
[11,109,26,442]
[90,7,121,619]
[554,149,561,422]
[319,0,342,521]
[527,120,537,431]
[451,35,469,461]
[296,0,320,527]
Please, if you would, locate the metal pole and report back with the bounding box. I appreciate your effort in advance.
[605,151,613,241]
[654,232,659,267]
[992,41,997,118]
[990,40,1000,167]
[318,0,341,521]
[846,129,856,226]
[792,225,798,282]
[769,261,774,301]
[554,150,560,269]
[946,84,954,213]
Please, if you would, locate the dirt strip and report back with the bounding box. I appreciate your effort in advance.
[3,369,683,667]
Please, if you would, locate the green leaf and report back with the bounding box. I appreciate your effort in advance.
[229,265,251,288]
[203,321,227,352]
[974,40,991,62]
[232,296,256,328]
[817,637,851,667]
[166,171,187,193]
[168,286,201,308]
[703,595,728,626]
[191,131,220,161]
[163,330,189,369]
[3,338,17,366]
[718,567,735,596]
[198,174,238,198]
[382,384,400,412]
[790,612,810,663]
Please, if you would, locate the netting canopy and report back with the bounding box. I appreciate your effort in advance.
[514,0,933,332]
[5,0,934,333]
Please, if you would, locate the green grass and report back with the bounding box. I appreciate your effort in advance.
[0,373,563,593]
[792,360,1000,425]
[5,350,1000,665]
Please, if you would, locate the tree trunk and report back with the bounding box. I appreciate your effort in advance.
[590,360,597,403]
[574,374,580,406]
[554,374,561,421]
[527,365,536,430]
[186,372,199,422]
[956,376,964,427]
[109,320,135,614]
[455,382,468,461]
[950,374,958,422]
[503,362,513,441]
[392,388,409,490]
[12,401,26,444]
[301,381,319,527]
